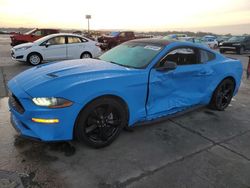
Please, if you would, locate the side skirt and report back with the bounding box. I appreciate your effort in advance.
[132,105,205,127]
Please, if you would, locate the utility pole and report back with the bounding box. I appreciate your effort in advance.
[85,15,91,34]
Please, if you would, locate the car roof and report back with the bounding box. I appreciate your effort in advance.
[46,33,83,37]
[33,33,86,44]
[126,38,172,46]
[125,38,219,54]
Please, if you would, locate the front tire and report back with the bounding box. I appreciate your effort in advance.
[80,52,92,59]
[209,78,235,111]
[27,52,42,66]
[75,97,128,148]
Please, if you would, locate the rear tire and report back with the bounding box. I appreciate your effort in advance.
[74,97,128,148]
[209,78,235,111]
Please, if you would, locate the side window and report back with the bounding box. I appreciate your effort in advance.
[161,47,198,66]
[68,37,82,44]
[47,37,65,45]
[126,32,133,38]
[33,30,42,36]
[43,30,52,35]
[119,32,126,38]
[200,49,215,63]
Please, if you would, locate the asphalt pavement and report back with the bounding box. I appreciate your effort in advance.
[0,34,250,188]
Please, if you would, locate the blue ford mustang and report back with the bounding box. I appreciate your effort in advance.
[8,39,243,148]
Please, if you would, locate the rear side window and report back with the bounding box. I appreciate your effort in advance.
[164,47,199,66]
[200,49,215,63]
[68,37,82,44]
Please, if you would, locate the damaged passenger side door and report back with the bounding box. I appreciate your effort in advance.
[146,47,214,119]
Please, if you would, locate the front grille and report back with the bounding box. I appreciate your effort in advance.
[9,94,25,114]
[11,50,14,58]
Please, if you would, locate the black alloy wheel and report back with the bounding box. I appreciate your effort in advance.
[75,97,128,148]
[210,79,235,111]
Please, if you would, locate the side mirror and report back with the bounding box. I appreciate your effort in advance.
[156,61,177,71]
[45,42,51,48]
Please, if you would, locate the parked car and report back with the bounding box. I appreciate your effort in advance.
[8,39,242,148]
[219,35,250,54]
[202,35,217,40]
[216,36,230,43]
[10,28,59,46]
[168,34,188,39]
[178,37,209,47]
[97,31,136,50]
[201,38,218,49]
[11,33,102,65]
[162,34,188,41]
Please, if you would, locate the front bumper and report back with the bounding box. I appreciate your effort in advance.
[219,46,237,50]
[11,49,26,62]
[8,79,83,141]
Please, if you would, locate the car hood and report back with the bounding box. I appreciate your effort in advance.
[13,42,33,49]
[10,59,136,97]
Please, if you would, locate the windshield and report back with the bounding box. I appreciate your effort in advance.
[99,43,163,68]
[25,28,36,35]
[228,36,245,42]
[109,32,120,37]
[34,34,57,44]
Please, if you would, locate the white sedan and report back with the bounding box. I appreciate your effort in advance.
[11,33,102,65]
[201,38,218,49]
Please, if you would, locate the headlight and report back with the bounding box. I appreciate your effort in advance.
[232,43,241,46]
[15,46,32,51]
[32,97,73,108]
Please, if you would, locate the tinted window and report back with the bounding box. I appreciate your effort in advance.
[126,32,134,37]
[163,48,198,66]
[110,32,119,37]
[200,49,215,63]
[48,37,65,45]
[119,32,126,37]
[33,30,42,36]
[44,30,53,35]
[228,36,246,42]
[68,37,82,44]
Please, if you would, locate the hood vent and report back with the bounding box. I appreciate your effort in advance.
[47,73,58,78]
